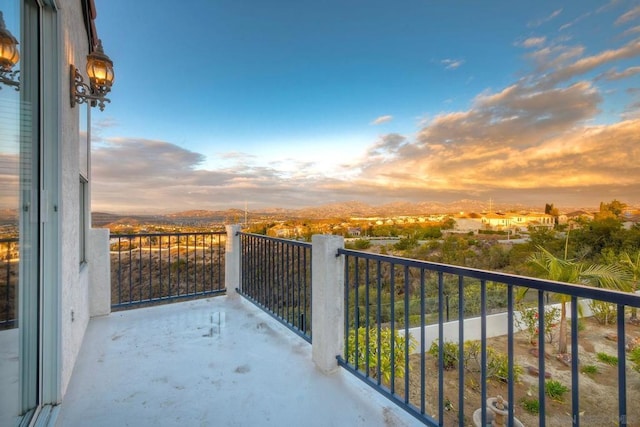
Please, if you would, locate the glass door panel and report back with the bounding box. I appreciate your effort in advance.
[0,1,40,424]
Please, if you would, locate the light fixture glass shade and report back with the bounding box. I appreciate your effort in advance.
[86,39,114,94]
[0,12,19,71]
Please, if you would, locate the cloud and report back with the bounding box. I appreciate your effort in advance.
[543,38,640,85]
[559,11,592,32]
[599,66,640,80]
[440,58,464,70]
[370,115,393,125]
[622,25,640,38]
[519,37,546,48]
[616,5,640,25]
[90,5,640,213]
[366,134,406,158]
[528,8,562,28]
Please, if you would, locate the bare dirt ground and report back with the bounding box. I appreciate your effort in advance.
[394,317,640,426]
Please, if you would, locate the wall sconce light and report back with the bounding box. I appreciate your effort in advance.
[70,39,114,111]
[0,11,20,90]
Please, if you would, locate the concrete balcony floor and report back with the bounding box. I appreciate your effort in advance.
[56,295,417,426]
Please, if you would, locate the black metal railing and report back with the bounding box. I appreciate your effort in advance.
[337,248,640,427]
[110,232,226,310]
[238,232,312,342]
[0,237,18,330]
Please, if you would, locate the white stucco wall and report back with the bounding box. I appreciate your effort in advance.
[89,228,111,317]
[402,300,595,354]
[58,1,92,397]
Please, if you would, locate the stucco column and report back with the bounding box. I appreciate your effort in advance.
[89,228,111,317]
[311,234,345,374]
[225,224,242,297]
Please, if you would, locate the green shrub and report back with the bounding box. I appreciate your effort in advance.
[589,300,617,325]
[487,347,523,383]
[629,347,640,373]
[353,239,371,249]
[521,397,540,414]
[428,340,460,370]
[428,340,522,383]
[581,364,599,375]
[347,327,416,383]
[545,380,569,401]
[597,352,618,366]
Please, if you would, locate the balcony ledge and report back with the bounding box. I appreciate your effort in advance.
[56,296,417,426]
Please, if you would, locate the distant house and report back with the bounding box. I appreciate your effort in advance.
[481,213,511,230]
[565,210,595,222]
[481,212,554,231]
[454,218,483,233]
[347,227,362,237]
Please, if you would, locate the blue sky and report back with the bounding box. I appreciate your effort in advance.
[91,1,640,213]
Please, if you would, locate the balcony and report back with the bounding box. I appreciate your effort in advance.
[5,228,640,426]
[55,296,416,426]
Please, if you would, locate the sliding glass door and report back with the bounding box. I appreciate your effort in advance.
[0,0,41,424]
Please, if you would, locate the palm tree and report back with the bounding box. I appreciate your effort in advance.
[526,247,630,354]
[620,251,640,323]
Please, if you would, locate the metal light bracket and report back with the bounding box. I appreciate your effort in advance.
[70,64,111,111]
[0,68,19,90]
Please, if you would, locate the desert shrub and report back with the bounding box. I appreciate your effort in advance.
[170,258,187,273]
[487,347,523,383]
[581,364,599,375]
[545,380,569,401]
[597,352,618,366]
[351,239,371,250]
[347,327,416,383]
[589,300,617,325]
[629,347,640,373]
[521,397,540,414]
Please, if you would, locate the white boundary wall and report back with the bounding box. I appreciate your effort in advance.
[401,300,597,354]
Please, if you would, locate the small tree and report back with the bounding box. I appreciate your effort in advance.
[526,247,629,354]
[620,251,640,323]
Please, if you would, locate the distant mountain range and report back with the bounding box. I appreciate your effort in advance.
[91,199,598,227]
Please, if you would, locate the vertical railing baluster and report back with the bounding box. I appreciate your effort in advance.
[404,265,410,405]
[481,280,487,427]
[127,237,132,305]
[390,263,395,395]
[618,304,627,427]
[303,245,308,336]
[538,290,546,427]
[218,233,222,291]
[420,268,426,416]
[507,285,514,425]
[118,236,122,305]
[571,295,579,427]
[376,260,382,384]
[354,257,360,370]
[168,235,172,299]
[438,271,444,424]
[148,235,152,301]
[458,275,464,426]
[365,258,371,378]
[158,235,163,299]
[177,235,181,296]
[345,254,351,365]
[297,245,301,331]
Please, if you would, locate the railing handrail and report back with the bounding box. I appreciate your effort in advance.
[109,231,225,239]
[110,230,226,310]
[238,232,312,341]
[0,237,18,243]
[338,247,640,307]
[238,231,312,249]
